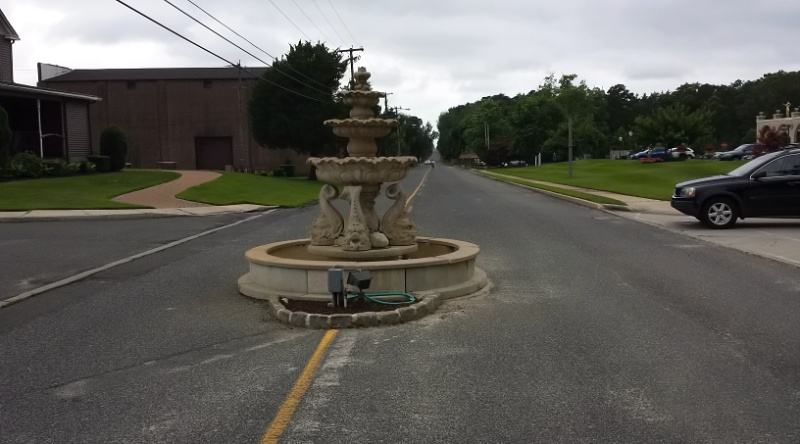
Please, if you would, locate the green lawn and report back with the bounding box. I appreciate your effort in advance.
[483,172,627,206]
[0,170,180,211]
[497,159,747,200]
[178,172,322,207]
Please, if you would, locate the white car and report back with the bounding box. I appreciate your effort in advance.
[668,147,695,159]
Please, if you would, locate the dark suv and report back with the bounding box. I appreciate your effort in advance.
[671,149,800,228]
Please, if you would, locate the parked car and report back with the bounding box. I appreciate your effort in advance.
[671,148,800,228]
[668,147,695,159]
[508,160,528,167]
[714,143,761,160]
[631,147,668,160]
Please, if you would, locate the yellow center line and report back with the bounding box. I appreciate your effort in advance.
[260,329,339,444]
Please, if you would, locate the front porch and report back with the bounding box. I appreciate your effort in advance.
[0,82,100,161]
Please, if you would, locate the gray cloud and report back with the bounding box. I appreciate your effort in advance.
[6,0,800,125]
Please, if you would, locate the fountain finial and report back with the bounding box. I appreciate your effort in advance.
[353,67,372,91]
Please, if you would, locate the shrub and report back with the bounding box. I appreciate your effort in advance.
[87,155,112,173]
[10,152,44,178]
[43,159,68,176]
[100,126,128,171]
[42,159,82,177]
[0,106,10,168]
[78,161,96,174]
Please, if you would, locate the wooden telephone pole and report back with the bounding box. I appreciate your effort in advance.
[388,106,410,155]
[335,46,364,87]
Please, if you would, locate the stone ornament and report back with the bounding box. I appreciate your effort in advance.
[381,183,416,246]
[341,186,371,251]
[309,184,343,246]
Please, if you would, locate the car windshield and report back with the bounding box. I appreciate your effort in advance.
[727,151,783,176]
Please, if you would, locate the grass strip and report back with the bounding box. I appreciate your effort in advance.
[496,159,745,201]
[483,171,627,206]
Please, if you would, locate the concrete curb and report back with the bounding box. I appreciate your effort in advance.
[265,294,443,329]
[477,171,628,213]
[0,204,274,222]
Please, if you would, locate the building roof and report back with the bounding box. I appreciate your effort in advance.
[0,82,101,102]
[0,8,20,41]
[43,67,269,82]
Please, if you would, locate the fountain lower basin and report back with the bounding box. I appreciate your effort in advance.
[238,237,487,302]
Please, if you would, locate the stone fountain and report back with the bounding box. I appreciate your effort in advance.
[239,67,487,327]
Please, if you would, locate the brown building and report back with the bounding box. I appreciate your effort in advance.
[0,8,99,162]
[39,65,308,172]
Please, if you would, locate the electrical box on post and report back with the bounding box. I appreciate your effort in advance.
[328,267,345,308]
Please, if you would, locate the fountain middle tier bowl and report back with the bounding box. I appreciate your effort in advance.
[308,156,417,185]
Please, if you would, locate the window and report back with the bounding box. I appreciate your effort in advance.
[203,80,213,89]
[126,81,137,90]
[757,155,800,177]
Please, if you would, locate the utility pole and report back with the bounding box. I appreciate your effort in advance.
[388,105,410,155]
[484,122,490,154]
[567,116,573,179]
[335,46,364,87]
[383,92,393,114]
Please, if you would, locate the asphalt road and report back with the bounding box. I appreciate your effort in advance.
[3,160,800,443]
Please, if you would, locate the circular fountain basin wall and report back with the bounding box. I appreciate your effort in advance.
[239,237,487,302]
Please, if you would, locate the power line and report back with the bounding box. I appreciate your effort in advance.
[183,0,332,91]
[288,0,332,43]
[265,0,312,42]
[326,0,357,46]
[162,0,331,97]
[113,0,323,103]
[311,0,344,45]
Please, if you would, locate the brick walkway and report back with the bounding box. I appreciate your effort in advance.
[113,170,221,208]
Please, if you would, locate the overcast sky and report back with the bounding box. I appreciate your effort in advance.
[6,0,800,125]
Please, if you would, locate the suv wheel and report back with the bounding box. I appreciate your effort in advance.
[700,198,738,229]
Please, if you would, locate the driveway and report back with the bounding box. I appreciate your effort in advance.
[617,210,800,268]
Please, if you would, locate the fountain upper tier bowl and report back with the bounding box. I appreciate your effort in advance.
[308,156,417,185]
[340,90,385,109]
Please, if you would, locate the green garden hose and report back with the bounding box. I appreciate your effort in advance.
[347,291,417,305]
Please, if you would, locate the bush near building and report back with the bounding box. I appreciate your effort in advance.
[100,126,128,172]
[0,106,11,169]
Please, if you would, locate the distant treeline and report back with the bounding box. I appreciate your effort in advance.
[436,71,800,163]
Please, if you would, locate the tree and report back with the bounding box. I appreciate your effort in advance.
[100,126,128,171]
[249,42,347,157]
[376,112,437,160]
[633,104,713,149]
[0,105,11,168]
[548,75,607,173]
[436,104,470,161]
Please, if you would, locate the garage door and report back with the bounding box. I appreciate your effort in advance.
[195,137,233,170]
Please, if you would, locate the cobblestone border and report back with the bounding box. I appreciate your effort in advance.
[265,295,442,329]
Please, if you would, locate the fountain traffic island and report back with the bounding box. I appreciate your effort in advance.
[238,67,488,329]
